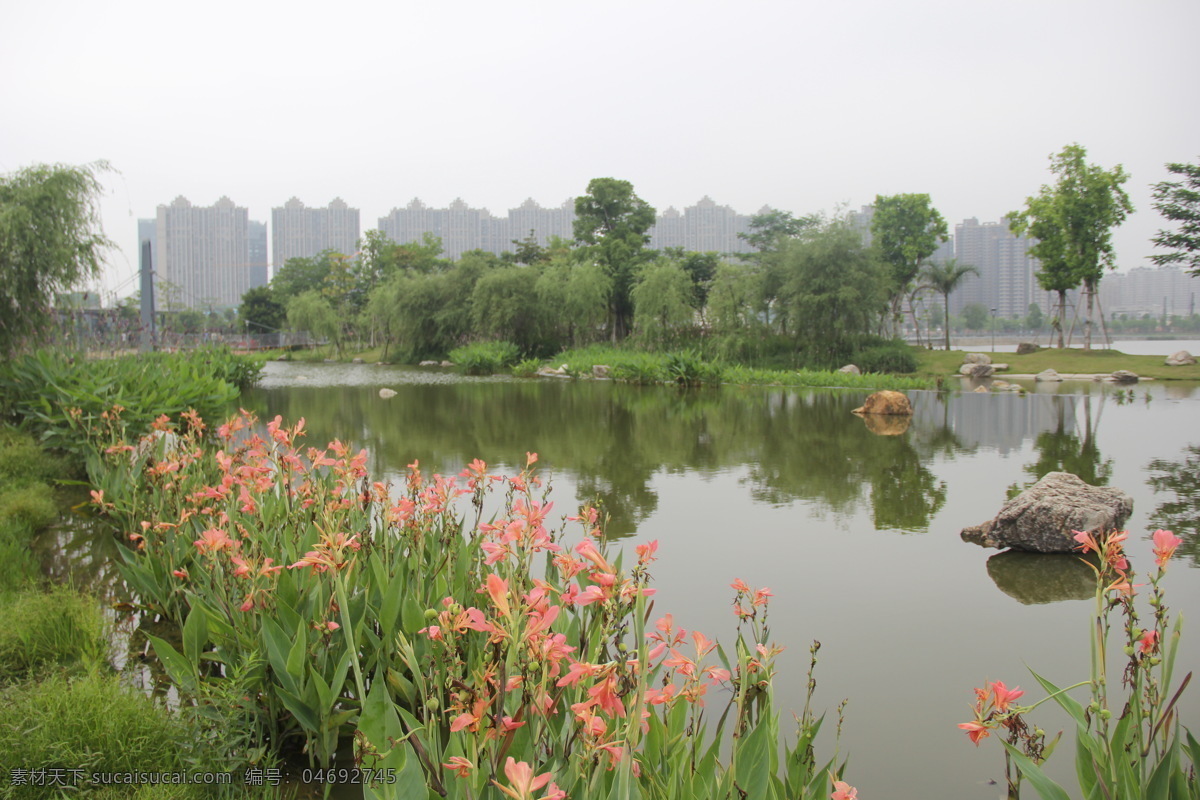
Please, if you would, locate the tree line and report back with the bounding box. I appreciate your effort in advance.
[2,152,1198,359]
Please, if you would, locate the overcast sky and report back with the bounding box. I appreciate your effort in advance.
[3,0,1197,301]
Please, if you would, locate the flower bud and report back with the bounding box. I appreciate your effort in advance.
[1100,709,1112,720]
[1150,657,1162,666]
[426,697,439,712]
[1123,646,1135,656]
[424,608,438,621]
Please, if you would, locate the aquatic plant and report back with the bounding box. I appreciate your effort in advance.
[959,527,1198,799]
[88,410,853,799]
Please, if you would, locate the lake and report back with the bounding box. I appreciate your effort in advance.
[55,359,1198,799]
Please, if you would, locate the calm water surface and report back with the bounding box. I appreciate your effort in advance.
[84,361,1200,799]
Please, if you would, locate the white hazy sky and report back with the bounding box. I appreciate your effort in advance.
[3,0,1197,301]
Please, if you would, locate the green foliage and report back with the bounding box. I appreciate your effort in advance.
[574,178,657,340]
[737,208,820,253]
[286,290,341,353]
[449,340,521,375]
[0,587,108,679]
[920,258,979,350]
[1151,158,1200,275]
[1025,303,1045,332]
[853,341,918,374]
[0,670,225,799]
[962,303,990,331]
[0,162,113,357]
[778,219,889,368]
[0,485,57,532]
[631,259,697,347]
[0,348,254,455]
[269,250,338,301]
[238,286,286,334]
[1009,144,1132,349]
[871,194,949,329]
[469,265,553,355]
[533,257,611,348]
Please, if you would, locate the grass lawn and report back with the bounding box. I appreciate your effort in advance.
[913,346,1200,381]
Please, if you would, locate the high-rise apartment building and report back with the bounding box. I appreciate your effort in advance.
[154,196,260,310]
[1100,266,1199,317]
[271,197,360,270]
[951,218,1046,318]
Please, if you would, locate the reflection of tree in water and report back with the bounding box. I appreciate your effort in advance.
[741,392,946,531]
[246,377,952,537]
[1147,445,1200,566]
[1019,395,1112,491]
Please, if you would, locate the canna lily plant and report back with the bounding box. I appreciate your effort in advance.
[86,408,855,799]
[959,527,1199,799]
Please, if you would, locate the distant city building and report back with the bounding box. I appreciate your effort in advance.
[248,221,268,289]
[951,218,1047,319]
[1100,266,1199,318]
[154,196,260,310]
[379,196,755,259]
[271,197,360,270]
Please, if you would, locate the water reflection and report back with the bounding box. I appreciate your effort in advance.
[241,365,1153,538]
[1147,444,1200,566]
[986,551,1097,604]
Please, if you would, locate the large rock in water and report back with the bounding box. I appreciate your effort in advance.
[960,472,1133,552]
[853,391,913,416]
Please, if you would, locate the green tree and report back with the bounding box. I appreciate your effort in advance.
[469,265,549,355]
[778,218,889,367]
[0,162,112,356]
[962,303,989,331]
[737,208,819,253]
[238,286,286,335]
[631,260,696,347]
[1025,303,1045,332]
[271,252,336,301]
[534,256,610,348]
[871,194,949,336]
[573,178,657,341]
[1009,144,1132,350]
[919,258,979,350]
[1150,159,1200,276]
[287,290,341,354]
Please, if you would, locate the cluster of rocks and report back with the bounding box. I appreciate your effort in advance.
[419,360,455,367]
[535,364,612,379]
[958,353,1010,378]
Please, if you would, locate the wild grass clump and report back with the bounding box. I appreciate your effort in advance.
[0,671,212,799]
[0,485,57,532]
[0,586,108,679]
[449,340,521,375]
[0,428,69,487]
[853,341,919,374]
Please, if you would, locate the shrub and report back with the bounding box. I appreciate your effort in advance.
[449,341,521,375]
[854,342,919,374]
[0,484,57,531]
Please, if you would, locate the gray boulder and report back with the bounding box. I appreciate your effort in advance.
[838,364,861,375]
[1016,342,1040,355]
[959,363,994,378]
[592,364,611,379]
[419,360,439,366]
[1165,350,1196,366]
[1035,368,1063,382]
[960,472,1133,553]
[963,353,992,365]
[379,388,397,399]
[1109,370,1139,384]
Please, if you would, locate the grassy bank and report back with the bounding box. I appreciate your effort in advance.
[914,347,1200,381]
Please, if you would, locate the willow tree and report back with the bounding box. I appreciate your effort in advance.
[0,162,112,356]
[1009,144,1132,351]
[1151,158,1200,275]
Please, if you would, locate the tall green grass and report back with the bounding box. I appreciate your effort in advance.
[0,586,108,680]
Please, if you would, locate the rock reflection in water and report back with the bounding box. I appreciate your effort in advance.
[986,550,1096,604]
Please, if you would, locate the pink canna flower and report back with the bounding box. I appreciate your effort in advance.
[1152,529,1182,568]
[194,528,234,554]
[1138,629,1159,655]
[958,720,990,745]
[830,779,858,800]
[990,681,1024,712]
[635,539,659,565]
[442,756,472,778]
[494,757,553,800]
[486,573,512,618]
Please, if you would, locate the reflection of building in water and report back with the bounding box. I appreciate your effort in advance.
[909,391,1078,456]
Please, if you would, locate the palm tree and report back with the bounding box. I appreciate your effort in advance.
[920,258,979,350]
